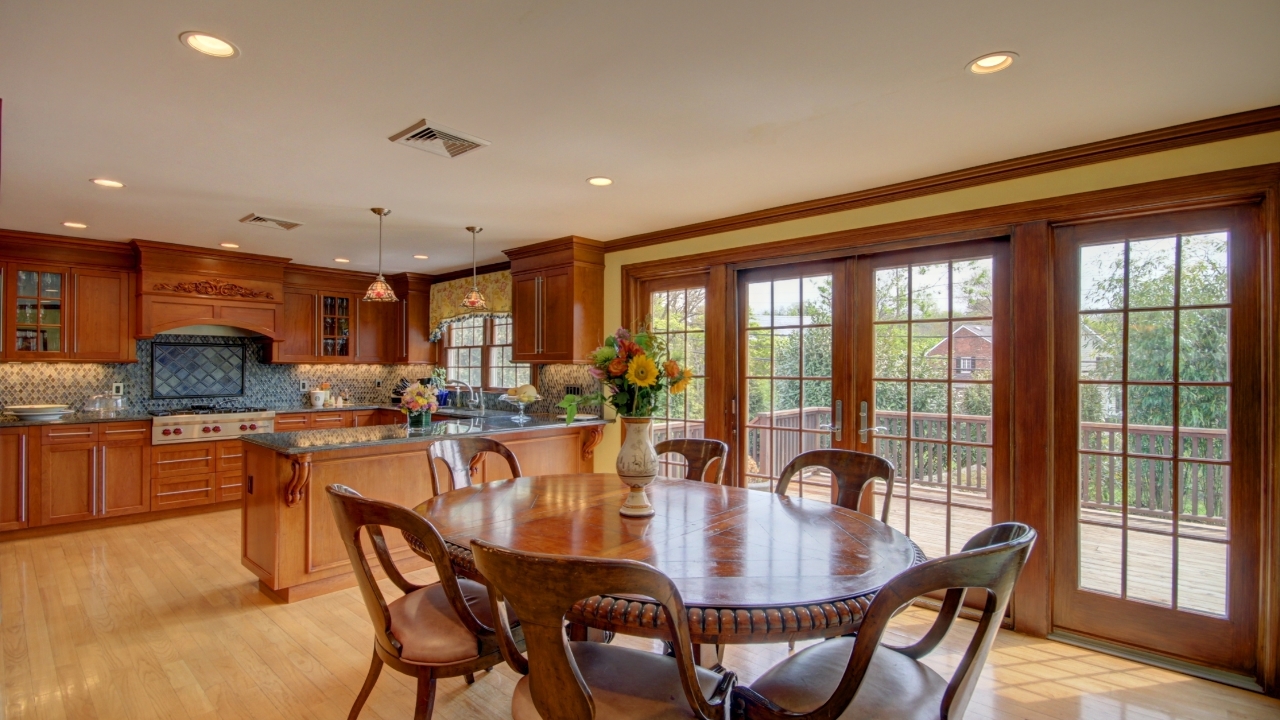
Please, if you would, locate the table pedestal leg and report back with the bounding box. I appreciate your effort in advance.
[693,643,725,672]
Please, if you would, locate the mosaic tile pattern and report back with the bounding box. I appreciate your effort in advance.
[152,342,245,398]
[0,335,595,415]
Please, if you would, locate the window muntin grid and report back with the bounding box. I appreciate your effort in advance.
[649,286,707,478]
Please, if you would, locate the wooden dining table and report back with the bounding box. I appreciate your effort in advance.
[408,473,924,653]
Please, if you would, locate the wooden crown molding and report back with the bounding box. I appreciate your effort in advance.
[132,238,293,267]
[429,261,510,284]
[0,229,136,269]
[604,103,1280,253]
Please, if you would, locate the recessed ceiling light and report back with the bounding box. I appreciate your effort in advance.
[220,242,240,248]
[413,254,429,259]
[587,177,613,186]
[63,222,88,229]
[92,178,125,188]
[334,258,350,263]
[180,31,239,58]
[968,52,1016,74]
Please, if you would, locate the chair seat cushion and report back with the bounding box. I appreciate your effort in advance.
[512,641,723,720]
[747,637,949,720]
[388,578,495,665]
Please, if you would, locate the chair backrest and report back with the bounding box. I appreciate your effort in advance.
[325,484,495,660]
[471,539,734,720]
[655,438,729,484]
[428,438,523,495]
[775,449,896,523]
[785,522,1035,720]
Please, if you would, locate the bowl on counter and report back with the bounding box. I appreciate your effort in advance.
[4,404,75,422]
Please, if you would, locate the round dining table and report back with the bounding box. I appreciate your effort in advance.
[409,473,924,649]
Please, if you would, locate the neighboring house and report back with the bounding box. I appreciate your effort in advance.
[925,324,992,377]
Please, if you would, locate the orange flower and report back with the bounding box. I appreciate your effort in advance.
[663,360,681,379]
[607,356,628,377]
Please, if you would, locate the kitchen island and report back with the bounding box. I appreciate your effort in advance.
[239,414,607,601]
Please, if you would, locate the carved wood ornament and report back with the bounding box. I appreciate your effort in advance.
[152,278,275,300]
[580,425,605,461]
[285,454,313,507]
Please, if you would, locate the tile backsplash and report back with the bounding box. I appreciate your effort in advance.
[0,335,600,414]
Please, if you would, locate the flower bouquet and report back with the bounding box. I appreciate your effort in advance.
[559,326,694,517]
[399,381,439,429]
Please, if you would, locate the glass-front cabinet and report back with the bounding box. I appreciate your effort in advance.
[320,293,353,359]
[8,265,69,358]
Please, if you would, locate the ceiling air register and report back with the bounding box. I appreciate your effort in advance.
[389,120,490,158]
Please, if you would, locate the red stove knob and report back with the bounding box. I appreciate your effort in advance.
[162,429,172,436]
[202,426,211,434]
[240,424,248,431]
[173,428,183,435]
[213,426,221,433]
[249,423,258,430]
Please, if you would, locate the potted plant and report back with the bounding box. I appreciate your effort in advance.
[560,326,693,517]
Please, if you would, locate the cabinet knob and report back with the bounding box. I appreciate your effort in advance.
[162,429,172,436]
[249,423,258,430]
[202,426,211,434]
[240,424,248,431]
[212,426,222,433]
[173,428,183,435]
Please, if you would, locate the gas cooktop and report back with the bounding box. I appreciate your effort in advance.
[150,405,269,417]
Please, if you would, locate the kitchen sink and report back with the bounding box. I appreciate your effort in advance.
[432,407,507,419]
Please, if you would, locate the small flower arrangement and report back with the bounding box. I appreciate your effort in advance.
[559,325,693,423]
[399,382,439,419]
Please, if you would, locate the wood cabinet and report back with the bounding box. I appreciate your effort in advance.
[215,440,244,502]
[353,409,379,427]
[355,299,399,363]
[505,236,605,364]
[100,426,150,517]
[0,428,30,531]
[276,290,319,362]
[0,262,136,363]
[39,422,150,524]
[273,413,312,431]
[6,263,70,360]
[151,442,216,510]
[71,268,135,361]
[309,411,352,429]
[389,273,438,364]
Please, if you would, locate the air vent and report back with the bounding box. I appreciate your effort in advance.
[239,213,302,231]
[389,120,490,158]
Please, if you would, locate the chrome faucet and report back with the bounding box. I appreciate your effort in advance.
[446,380,483,412]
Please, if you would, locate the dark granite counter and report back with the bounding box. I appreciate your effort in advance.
[0,411,154,428]
[242,414,607,456]
[265,404,396,413]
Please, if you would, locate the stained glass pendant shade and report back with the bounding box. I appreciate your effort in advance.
[460,226,488,311]
[362,207,399,302]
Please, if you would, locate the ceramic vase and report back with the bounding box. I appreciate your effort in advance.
[616,416,658,517]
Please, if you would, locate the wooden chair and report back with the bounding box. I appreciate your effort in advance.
[428,438,523,495]
[471,539,737,720]
[731,522,1036,720]
[655,438,730,484]
[775,449,896,522]
[326,484,517,720]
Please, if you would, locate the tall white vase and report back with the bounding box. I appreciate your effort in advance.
[616,417,658,517]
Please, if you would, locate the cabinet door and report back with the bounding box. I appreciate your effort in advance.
[511,272,541,362]
[356,299,398,363]
[319,293,355,361]
[539,266,574,361]
[8,264,70,360]
[101,438,149,517]
[353,410,379,427]
[273,413,312,431]
[276,290,319,362]
[0,428,29,531]
[310,412,350,429]
[41,442,97,525]
[72,269,134,361]
[215,440,244,502]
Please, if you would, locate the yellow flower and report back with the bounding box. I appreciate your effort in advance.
[626,355,659,387]
[670,370,691,394]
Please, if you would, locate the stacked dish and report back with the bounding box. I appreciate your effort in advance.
[4,404,75,422]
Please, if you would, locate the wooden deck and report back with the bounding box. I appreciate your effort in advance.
[2,508,1273,720]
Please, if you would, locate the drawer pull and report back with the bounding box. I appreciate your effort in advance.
[220,454,243,459]
[104,428,147,434]
[48,431,92,437]
[156,457,213,465]
[156,488,212,497]
[221,483,243,489]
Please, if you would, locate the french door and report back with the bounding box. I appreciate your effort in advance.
[736,241,1011,563]
[1052,206,1261,676]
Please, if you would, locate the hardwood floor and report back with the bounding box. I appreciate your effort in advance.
[2,509,1277,719]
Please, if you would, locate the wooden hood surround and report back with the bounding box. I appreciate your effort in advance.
[133,239,290,339]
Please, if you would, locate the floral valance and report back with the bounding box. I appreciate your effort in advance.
[429,271,512,342]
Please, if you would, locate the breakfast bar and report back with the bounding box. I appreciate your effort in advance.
[238,415,606,601]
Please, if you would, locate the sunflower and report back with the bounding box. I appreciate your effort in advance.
[626,355,659,387]
[670,374,691,394]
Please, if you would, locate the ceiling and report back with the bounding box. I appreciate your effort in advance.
[1,1,1278,275]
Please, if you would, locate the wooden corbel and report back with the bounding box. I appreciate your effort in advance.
[285,453,313,507]
[581,425,605,462]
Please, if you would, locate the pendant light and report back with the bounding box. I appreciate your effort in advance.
[362,208,398,302]
[460,226,488,311]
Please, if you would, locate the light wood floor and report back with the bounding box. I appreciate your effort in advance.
[3,510,1277,720]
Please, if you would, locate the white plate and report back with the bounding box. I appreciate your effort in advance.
[5,407,76,422]
[6,404,70,412]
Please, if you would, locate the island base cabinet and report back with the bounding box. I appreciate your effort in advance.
[0,428,30,531]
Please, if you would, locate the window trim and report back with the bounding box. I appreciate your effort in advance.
[442,315,531,392]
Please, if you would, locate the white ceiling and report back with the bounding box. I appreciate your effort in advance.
[1,1,1278,275]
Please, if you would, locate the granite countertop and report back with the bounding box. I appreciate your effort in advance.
[242,414,607,455]
[0,411,155,428]
[267,404,397,413]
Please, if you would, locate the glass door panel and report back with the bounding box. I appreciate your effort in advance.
[14,269,64,354]
[649,283,708,478]
[321,294,351,357]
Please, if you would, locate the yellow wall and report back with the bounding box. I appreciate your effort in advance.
[593,130,1280,470]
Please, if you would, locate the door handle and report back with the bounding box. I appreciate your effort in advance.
[100,445,108,515]
[859,401,889,444]
[91,446,98,516]
[19,434,28,523]
[817,400,843,442]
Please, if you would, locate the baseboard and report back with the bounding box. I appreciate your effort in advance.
[1048,630,1263,693]
[0,500,241,542]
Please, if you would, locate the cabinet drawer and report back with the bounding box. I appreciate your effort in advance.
[99,421,151,440]
[216,471,243,502]
[152,473,215,510]
[215,440,243,472]
[273,413,311,430]
[41,424,98,444]
[309,412,350,428]
[152,443,216,479]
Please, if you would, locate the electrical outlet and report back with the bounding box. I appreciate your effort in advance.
[375,380,382,388]
[300,380,309,391]
[111,382,124,396]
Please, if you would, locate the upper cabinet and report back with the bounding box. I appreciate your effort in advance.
[1,260,136,363]
[71,268,135,361]
[505,236,604,364]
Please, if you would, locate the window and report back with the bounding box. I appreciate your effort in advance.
[649,280,708,478]
[444,315,531,391]
[957,356,975,371]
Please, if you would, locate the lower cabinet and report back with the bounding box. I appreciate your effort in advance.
[41,422,150,525]
[0,428,30,531]
[215,440,244,502]
[309,411,352,429]
[273,413,312,431]
[151,442,216,510]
